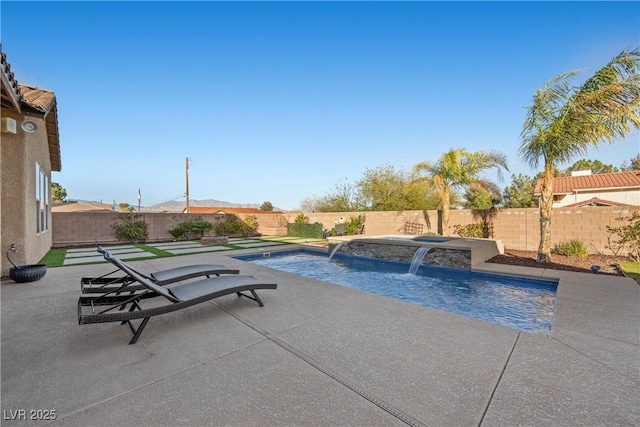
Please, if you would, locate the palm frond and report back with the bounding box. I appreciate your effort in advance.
[520,47,640,169]
[519,71,580,168]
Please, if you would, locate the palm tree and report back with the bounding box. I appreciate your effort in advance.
[520,47,640,263]
[414,148,508,235]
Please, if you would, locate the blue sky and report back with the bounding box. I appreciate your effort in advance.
[2,1,639,210]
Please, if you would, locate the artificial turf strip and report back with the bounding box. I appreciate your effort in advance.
[37,238,307,269]
[135,244,175,257]
[619,262,640,285]
[38,248,67,267]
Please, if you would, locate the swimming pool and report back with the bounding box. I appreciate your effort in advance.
[236,250,557,334]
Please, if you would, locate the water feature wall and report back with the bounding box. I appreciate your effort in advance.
[409,247,431,274]
[328,238,472,270]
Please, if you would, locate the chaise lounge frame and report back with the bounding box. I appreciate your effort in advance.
[78,249,277,344]
[80,247,240,294]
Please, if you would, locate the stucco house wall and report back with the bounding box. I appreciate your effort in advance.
[535,171,640,209]
[1,46,61,278]
[1,109,53,275]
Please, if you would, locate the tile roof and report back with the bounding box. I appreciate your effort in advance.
[17,84,61,172]
[0,44,23,110]
[534,171,640,194]
[0,43,61,172]
[19,84,57,113]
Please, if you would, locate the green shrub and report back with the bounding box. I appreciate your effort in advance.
[453,220,494,238]
[113,213,148,242]
[553,239,589,258]
[169,218,213,239]
[214,214,245,235]
[345,214,366,235]
[168,224,186,239]
[214,214,258,236]
[288,222,323,238]
[242,215,259,235]
[294,213,310,224]
[453,222,485,238]
[606,211,640,261]
[189,219,213,237]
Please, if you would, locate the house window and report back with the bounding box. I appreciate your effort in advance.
[35,162,49,233]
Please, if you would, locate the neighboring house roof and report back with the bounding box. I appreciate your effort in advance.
[183,207,269,214]
[52,202,114,212]
[562,197,635,208]
[19,84,61,172]
[534,171,640,195]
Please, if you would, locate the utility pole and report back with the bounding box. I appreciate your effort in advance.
[185,157,190,213]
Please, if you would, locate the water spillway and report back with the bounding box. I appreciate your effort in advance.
[327,236,503,270]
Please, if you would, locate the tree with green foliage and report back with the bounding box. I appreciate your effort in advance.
[414,148,508,235]
[119,202,134,212]
[260,201,273,211]
[51,182,67,203]
[502,174,538,208]
[357,165,440,211]
[463,181,502,210]
[563,159,619,175]
[300,166,443,213]
[621,154,640,171]
[519,48,640,263]
[299,179,364,212]
[357,165,408,211]
[403,180,443,211]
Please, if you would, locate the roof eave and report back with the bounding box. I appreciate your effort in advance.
[572,185,640,192]
[0,47,23,111]
[20,89,61,172]
[45,102,61,172]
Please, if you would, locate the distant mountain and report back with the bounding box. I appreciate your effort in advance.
[145,199,283,212]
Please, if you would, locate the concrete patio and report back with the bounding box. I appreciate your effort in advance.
[2,246,638,426]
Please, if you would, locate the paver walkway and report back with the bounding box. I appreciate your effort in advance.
[61,237,325,265]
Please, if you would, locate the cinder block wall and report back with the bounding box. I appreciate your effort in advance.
[52,212,229,247]
[272,210,441,236]
[52,206,638,255]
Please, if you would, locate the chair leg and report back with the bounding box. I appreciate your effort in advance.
[127,317,150,344]
[121,300,142,325]
[121,300,150,344]
[237,290,264,307]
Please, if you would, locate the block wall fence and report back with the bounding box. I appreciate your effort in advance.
[52,206,639,255]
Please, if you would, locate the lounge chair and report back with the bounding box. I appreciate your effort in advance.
[78,248,277,344]
[80,247,239,294]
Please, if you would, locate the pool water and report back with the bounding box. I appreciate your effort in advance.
[237,250,557,334]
